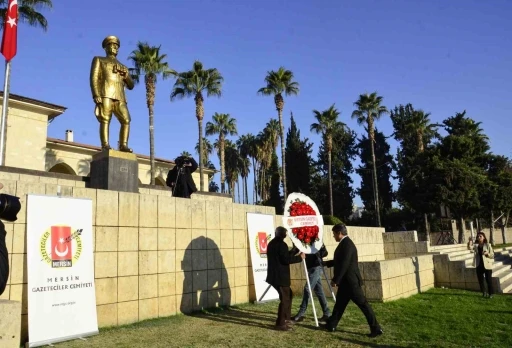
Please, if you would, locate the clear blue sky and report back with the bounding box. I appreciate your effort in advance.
[4,0,512,207]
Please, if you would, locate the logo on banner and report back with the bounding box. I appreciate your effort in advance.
[254,232,271,257]
[40,226,83,268]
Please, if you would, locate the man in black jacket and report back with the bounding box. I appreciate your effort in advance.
[166,156,198,198]
[323,224,383,337]
[291,244,331,322]
[266,226,305,331]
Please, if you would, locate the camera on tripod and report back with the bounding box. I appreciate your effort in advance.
[0,193,21,222]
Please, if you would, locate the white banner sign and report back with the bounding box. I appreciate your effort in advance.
[27,195,98,347]
[247,213,279,302]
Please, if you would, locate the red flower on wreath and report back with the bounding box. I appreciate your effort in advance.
[288,199,320,247]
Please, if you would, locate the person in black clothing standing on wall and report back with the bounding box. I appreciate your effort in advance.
[166,156,198,198]
[266,226,305,331]
[323,224,383,338]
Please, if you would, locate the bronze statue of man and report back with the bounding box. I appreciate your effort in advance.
[90,35,134,152]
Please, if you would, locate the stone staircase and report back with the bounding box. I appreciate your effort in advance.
[431,244,512,294]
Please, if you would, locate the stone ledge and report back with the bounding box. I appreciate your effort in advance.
[0,300,21,348]
[0,166,87,182]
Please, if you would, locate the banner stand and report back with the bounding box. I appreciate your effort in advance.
[302,259,319,327]
[27,194,98,347]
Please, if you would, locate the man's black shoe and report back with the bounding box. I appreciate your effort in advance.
[368,329,383,338]
[322,323,335,332]
[291,315,304,322]
[319,315,330,322]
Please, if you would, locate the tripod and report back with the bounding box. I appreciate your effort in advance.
[171,166,184,197]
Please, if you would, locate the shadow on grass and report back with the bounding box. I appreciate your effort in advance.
[193,306,277,330]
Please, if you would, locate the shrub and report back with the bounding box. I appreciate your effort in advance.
[323,215,343,226]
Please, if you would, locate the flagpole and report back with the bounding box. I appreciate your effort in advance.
[0,59,11,166]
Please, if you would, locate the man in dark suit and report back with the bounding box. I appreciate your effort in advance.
[323,224,383,338]
[166,156,198,198]
[266,226,305,331]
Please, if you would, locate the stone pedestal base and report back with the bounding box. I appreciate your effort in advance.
[0,300,21,348]
[89,149,139,193]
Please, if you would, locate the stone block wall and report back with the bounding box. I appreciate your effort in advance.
[383,231,430,260]
[0,171,391,344]
[361,255,435,302]
[433,254,501,292]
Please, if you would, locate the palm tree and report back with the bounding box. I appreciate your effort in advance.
[258,67,299,200]
[311,104,346,216]
[245,134,258,203]
[171,61,223,192]
[237,134,253,204]
[224,140,241,200]
[205,113,237,193]
[128,42,176,185]
[0,0,52,31]
[180,150,192,157]
[405,110,437,153]
[352,92,389,227]
[195,137,213,167]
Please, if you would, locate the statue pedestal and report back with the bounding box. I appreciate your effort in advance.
[89,149,139,193]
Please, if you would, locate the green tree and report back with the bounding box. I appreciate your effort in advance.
[0,0,52,31]
[311,126,357,221]
[237,135,253,204]
[430,111,490,242]
[171,61,223,191]
[264,152,283,214]
[311,104,346,216]
[481,155,512,244]
[390,104,439,238]
[285,112,313,196]
[205,113,237,194]
[352,92,388,226]
[129,42,176,185]
[355,129,395,227]
[258,67,300,200]
[195,137,213,167]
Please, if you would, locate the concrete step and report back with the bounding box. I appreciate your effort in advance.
[449,249,474,258]
[500,277,512,293]
[451,252,474,261]
[430,244,467,254]
[498,269,512,284]
[493,263,512,276]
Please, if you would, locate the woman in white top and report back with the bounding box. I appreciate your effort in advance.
[467,231,495,298]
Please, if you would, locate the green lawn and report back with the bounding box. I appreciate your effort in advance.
[53,288,511,348]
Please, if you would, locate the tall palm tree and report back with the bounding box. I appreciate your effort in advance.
[195,137,213,167]
[205,113,237,193]
[258,67,299,200]
[245,134,258,203]
[311,104,346,216]
[405,110,437,153]
[263,119,280,151]
[0,0,52,31]
[170,61,223,191]
[224,140,241,200]
[237,134,253,204]
[128,42,176,185]
[352,92,389,227]
[180,150,192,157]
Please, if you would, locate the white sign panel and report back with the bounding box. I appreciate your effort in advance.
[27,195,98,347]
[247,213,279,302]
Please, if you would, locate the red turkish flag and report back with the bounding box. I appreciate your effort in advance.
[1,0,18,61]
